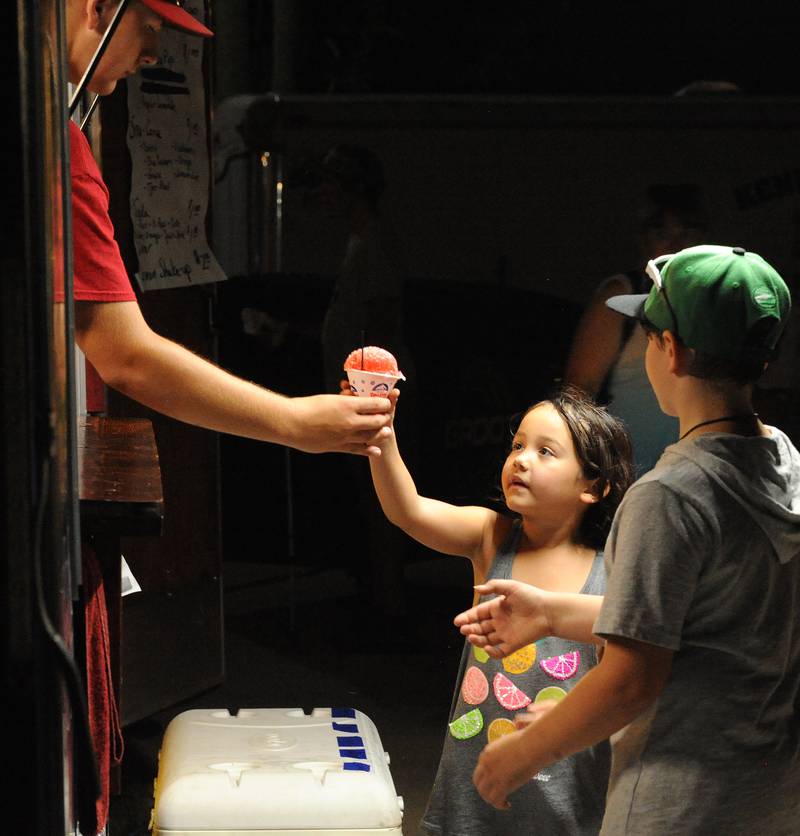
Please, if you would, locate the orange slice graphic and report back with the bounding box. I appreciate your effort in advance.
[487,718,517,742]
[502,643,537,674]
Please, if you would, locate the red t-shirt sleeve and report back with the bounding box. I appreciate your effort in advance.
[63,120,136,304]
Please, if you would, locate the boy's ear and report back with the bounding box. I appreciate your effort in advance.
[662,330,694,376]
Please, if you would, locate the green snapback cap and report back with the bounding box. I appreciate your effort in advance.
[607,244,791,360]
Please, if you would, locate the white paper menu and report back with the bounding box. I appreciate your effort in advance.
[126,1,226,291]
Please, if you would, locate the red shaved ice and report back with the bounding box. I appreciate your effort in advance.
[343,346,405,379]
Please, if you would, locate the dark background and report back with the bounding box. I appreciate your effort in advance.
[208,1,800,568]
[213,2,800,100]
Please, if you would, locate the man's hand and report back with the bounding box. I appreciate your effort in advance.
[453,579,551,658]
[284,393,393,456]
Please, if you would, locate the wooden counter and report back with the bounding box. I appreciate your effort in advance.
[78,416,163,538]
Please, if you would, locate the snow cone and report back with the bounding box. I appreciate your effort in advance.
[344,346,406,397]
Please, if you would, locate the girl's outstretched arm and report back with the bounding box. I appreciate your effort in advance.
[454,578,604,651]
[368,407,495,561]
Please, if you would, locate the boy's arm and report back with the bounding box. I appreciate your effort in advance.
[473,636,674,809]
[368,417,493,559]
[76,301,393,455]
[454,579,604,650]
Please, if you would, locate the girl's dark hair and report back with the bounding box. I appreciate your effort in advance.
[512,384,635,550]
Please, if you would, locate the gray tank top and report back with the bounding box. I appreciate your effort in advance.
[422,519,609,835]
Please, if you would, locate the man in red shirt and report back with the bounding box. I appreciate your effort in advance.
[65,0,393,456]
[65,4,393,832]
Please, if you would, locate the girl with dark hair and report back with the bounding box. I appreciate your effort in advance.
[367,384,634,835]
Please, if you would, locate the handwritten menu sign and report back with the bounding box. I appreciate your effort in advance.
[126,2,226,291]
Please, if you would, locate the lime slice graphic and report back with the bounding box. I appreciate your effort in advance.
[461,665,489,705]
[540,650,580,681]
[473,645,490,664]
[487,718,516,742]
[492,672,532,710]
[502,643,537,674]
[449,708,484,740]
[535,686,567,703]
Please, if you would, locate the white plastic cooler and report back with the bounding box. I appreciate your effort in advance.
[150,707,404,836]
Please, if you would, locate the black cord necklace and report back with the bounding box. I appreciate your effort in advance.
[679,412,759,441]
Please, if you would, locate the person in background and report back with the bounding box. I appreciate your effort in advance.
[319,143,415,398]
[563,183,707,475]
[318,144,418,621]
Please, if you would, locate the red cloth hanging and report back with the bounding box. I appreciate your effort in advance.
[82,544,124,834]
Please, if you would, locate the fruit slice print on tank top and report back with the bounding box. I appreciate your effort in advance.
[501,642,536,674]
[461,666,489,705]
[492,672,532,709]
[535,686,567,703]
[540,650,580,681]
[487,718,517,742]
[449,708,484,740]
[472,645,490,664]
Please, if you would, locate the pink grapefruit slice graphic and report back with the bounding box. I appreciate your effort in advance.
[461,666,489,705]
[492,672,531,710]
[540,650,580,681]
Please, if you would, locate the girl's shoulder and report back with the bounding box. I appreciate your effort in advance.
[474,512,518,582]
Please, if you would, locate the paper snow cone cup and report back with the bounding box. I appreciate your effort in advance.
[346,368,403,397]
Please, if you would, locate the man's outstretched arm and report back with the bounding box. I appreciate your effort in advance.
[76,300,393,455]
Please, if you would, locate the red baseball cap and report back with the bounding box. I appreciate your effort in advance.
[139,0,214,38]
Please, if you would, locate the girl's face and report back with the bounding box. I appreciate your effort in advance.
[501,404,597,522]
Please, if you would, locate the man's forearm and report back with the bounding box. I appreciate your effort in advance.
[108,330,297,443]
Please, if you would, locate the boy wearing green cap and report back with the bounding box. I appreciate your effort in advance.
[456,245,800,834]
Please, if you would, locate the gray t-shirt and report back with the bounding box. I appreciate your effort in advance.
[594,428,800,835]
[423,520,609,836]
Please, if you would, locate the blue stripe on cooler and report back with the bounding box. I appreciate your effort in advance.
[332,722,358,733]
[332,707,357,718]
[343,762,371,772]
[336,736,364,747]
[339,748,367,760]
